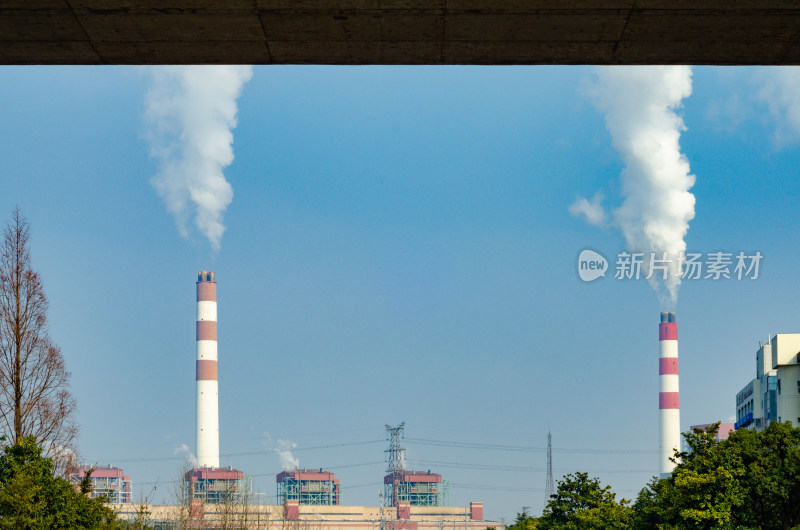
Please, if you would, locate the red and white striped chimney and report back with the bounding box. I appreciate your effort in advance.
[196,271,219,469]
[659,311,680,477]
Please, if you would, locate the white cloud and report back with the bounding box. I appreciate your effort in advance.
[758,67,800,147]
[569,192,607,227]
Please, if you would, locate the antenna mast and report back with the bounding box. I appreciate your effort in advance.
[545,431,555,506]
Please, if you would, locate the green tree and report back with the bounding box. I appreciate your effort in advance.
[526,423,800,530]
[539,472,632,529]
[631,476,665,530]
[632,421,800,530]
[0,436,119,529]
[632,423,745,529]
[507,508,540,530]
[728,421,800,529]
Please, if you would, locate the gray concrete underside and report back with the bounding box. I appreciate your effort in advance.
[2,1,800,65]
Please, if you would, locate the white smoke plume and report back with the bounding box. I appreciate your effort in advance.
[573,66,696,308]
[144,65,253,251]
[275,439,299,471]
[174,443,198,467]
[759,67,800,147]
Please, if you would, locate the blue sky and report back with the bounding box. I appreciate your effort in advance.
[1,65,800,521]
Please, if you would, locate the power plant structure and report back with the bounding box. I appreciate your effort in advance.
[277,469,341,507]
[69,464,131,504]
[112,419,497,528]
[196,270,219,468]
[187,271,246,503]
[659,311,680,477]
[383,423,448,508]
[185,466,247,505]
[105,272,503,528]
[384,470,447,508]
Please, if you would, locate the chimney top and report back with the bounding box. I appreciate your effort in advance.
[197,271,216,282]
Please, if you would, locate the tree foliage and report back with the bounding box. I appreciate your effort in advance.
[538,472,632,529]
[507,508,541,530]
[0,208,77,471]
[519,422,800,530]
[0,436,119,529]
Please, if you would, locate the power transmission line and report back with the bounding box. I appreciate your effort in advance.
[94,439,385,464]
[406,437,657,454]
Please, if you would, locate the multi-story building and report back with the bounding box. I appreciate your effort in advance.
[69,464,132,504]
[735,334,800,431]
[756,340,778,430]
[771,334,800,426]
[735,378,760,430]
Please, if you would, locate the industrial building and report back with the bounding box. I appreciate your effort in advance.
[93,273,501,529]
[69,464,131,504]
[277,469,340,506]
[735,333,800,431]
[185,467,248,505]
[186,271,247,504]
[111,502,499,529]
[658,312,680,477]
[382,423,449,508]
[384,470,447,508]
[689,423,734,441]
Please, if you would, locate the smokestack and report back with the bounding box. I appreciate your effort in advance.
[196,271,219,469]
[659,312,680,477]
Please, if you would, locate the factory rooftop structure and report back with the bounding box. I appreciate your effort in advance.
[69,464,131,504]
[277,468,340,507]
[384,470,447,508]
[185,466,247,505]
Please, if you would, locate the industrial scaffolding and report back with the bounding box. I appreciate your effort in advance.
[384,473,449,507]
[277,471,340,506]
[185,469,250,505]
[69,464,132,504]
[383,423,448,507]
[89,474,132,504]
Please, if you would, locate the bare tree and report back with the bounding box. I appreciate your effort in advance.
[169,459,204,529]
[0,208,77,470]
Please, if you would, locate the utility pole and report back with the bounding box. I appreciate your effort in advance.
[379,490,386,530]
